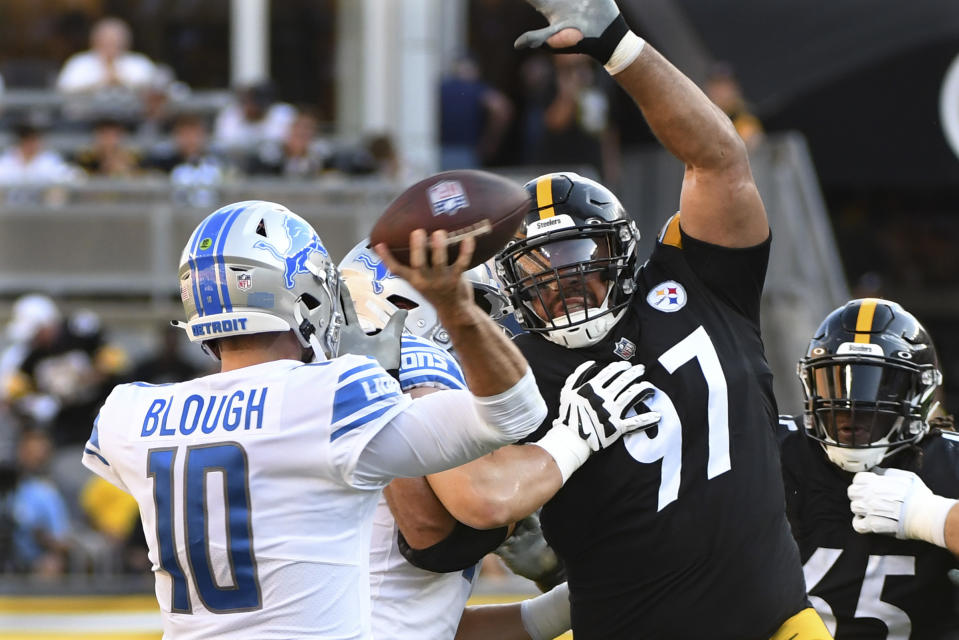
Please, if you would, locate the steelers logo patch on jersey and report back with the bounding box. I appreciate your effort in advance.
[646,280,687,312]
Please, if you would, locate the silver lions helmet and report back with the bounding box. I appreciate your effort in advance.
[339,240,515,349]
[175,200,342,360]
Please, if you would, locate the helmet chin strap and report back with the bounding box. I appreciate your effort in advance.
[824,440,890,473]
[544,307,625,348]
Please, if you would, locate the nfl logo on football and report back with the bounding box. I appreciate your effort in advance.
[237,273,253,291]
[428,180,470,216]
[646,280,687,312]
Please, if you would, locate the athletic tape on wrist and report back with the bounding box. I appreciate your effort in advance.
[604,31,645,75]
[904,493,956,548]
[520,582,571,640]
[530,424,591,484]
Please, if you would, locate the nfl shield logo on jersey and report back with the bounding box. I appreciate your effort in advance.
[428,180,470,216]
[237,272,253,291]
[613,337,636,360]
[647,280,687,313]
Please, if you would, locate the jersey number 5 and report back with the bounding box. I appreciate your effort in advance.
[148,442,262,614]
[804,548,914,638]
[624,326,731,511]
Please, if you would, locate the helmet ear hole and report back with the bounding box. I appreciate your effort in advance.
[300,293,321,310]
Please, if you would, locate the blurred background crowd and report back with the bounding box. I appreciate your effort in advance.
[0,0,957,588]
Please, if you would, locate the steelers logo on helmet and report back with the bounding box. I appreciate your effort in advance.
[798,298,944,472]
[495,172,640,348]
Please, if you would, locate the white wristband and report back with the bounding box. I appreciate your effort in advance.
[529,422,591,484]
[604,31,645,75]
[472,367,547,442]
[903,492,956,548]
[520,582,571,640]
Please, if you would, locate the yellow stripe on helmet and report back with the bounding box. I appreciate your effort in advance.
[854,298,879,343]
[535,176,555,219]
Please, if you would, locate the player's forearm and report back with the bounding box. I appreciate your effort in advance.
[455,604,531,640]
[944,502,959,556]
[384,477,458,548]
[427,445,563,529]
[615,44,745,172]
[437,303,530,397]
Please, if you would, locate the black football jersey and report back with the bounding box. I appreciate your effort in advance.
[515,216,807,639]
[778,415,959,639]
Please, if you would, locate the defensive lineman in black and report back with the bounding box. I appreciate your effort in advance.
[779,298,959,639]
[491,0,824,636]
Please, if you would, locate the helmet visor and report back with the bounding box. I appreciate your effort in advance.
[805,360,917,446]
[510,236,613,325]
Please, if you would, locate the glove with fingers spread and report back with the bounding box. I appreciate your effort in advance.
[848,468,957,548]
[335,280,406,378]
[515,0,644,74]
[533,360,660,483]
[558,359,659,451]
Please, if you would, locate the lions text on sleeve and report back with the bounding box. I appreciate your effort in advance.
[82,355,410,640]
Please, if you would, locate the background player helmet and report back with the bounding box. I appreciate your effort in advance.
[798,298,944,472]
[496,172,640,348]
[175,200,342,360]
[339,240,514,348]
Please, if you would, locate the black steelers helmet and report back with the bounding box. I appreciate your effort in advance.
[495,172,640,348]
[798,298,943,471]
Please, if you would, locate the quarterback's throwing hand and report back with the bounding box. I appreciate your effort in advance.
[555,360,659,452]
[849,468,956,548]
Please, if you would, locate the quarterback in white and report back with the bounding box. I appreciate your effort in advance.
[81,201,552,639]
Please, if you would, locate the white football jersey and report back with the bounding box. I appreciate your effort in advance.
[369,336,480,639]
[83,355,412,640]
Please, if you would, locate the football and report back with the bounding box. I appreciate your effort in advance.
[369,169,531,269]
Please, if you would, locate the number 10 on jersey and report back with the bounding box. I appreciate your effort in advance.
[148,442,262,613]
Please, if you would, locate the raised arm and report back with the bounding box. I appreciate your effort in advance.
[516,0,768,248]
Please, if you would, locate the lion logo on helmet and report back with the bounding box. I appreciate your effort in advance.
[254,216,329,289]
[353,252,398,294]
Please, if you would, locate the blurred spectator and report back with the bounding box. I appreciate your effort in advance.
[0,121,80,205]
[72,117,142,178]
[146,113,225,207]
[247,110,330,178]
[129,324,206,384]
[213,82,296,152]
[439,55,513,170]
[136,66,180,147]
[80,475,148,573]
[366,133,404,181]
[534,54,610,175]
[9,428,71,576]
[705,64,764,149]
[0,295,127,449]
[56,17,158,94]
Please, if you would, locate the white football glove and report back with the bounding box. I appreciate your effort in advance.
[848,468,957,548]
[515,0,629,65]
[556,359,660,452]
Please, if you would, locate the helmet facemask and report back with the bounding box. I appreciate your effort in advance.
[799,353,942,472]
[499,222,636,348]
